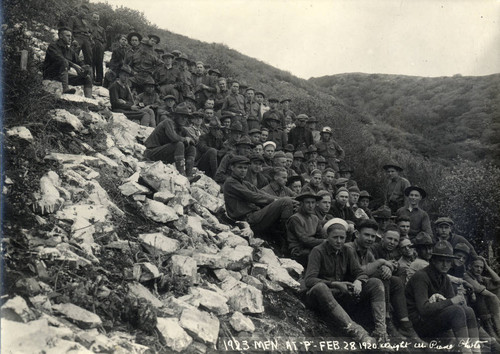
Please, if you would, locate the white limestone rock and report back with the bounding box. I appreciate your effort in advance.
[191,287,229,315]
[171,255,198,284]
[142,199,179,223]
[179,308,220,345]
[190,186,224,213]
[219,245,253,271]
[192,253,227,269]
[128,282,163,308]
[119,181,151,196]
[230,311,256,333]
[51,108,84,131]
[6,126,33,142]
[220,277,264,314]
[139,232,180,254]
[140,161,189,193]
[1,296,37,323]
[52,303,102,329]
[33,171,64,215]
[191,174,221,197]
[173,215,207,238]
[157,317,193,352]
[153,190,175,203]
[213,269,242,282]
[259,248,300,289]
[216,231,248,247]
[44,152,99,166]
[133,262,161,282]
[279,258,304,277]
[95,152,119,168]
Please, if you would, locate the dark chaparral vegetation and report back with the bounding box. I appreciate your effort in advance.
[3,0,499,257]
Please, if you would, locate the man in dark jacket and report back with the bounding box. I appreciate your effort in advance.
[43,27,93,97]
[288,114,313,152]
[66,4,93,66]
[89,13,106,85]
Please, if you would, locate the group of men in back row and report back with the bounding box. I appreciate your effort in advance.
[41,6,500,352]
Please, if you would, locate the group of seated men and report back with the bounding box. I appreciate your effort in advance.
[43,12,500,352]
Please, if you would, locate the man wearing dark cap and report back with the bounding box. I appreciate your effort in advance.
[262,97,284,128]
[157,95,177,123]
[280,98,296,125]
[154,48,165,59]
[301,169,323,195]
[219,121,243,158]
[244,153,270,189]
[406,241,480,347]
[329,187,357,233]
[286,193,325,266]
[248,129,262,146]
[254,91,269,118]
[148,34,160,46]
[109,65,155,126]
[434,217,477,257]
[193,121,219,179]
[144,103,198,179]
[245,88,261,130]
[223,156,296,236]
[384,163,410,214]
[288,114,314,152]
[221,80,247,130]
[316,126,345,171]
[305,144,319,161]
[291,150,307,175]
[66,4,93,66]
[125,36,163,92]
[103,33,128,87]
[124,32,141,62]
[89,13,106,85]
[358,190,374,220]
[154,52,181,101]
[396,186,432,240]
[406,232,434,283]
[262,114,287,151]
[372,205,394,237]
[175,54,195,103]
[261,167,295,197]
[215,135,254,184]
[287,175,303,195]
[43,27,93,97]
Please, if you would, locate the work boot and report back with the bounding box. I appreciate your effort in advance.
[398,320,426,345]
[62,87,76,94]
[185,157,201,183]
[481,316,499,340]
[385,318,403,339]
[326,300,376,345]
[175,157,186,176]
[371,301,393,351]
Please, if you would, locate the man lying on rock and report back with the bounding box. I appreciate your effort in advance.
[43,27,93,97]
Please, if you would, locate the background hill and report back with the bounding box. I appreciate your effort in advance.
[4,0,499,254]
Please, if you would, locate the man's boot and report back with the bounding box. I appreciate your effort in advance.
[185,157,201,183]
[481,316,498,339]
[371,301,393,350]
[398,319,426,345]
[492,311,500,339]
[326,300,376,345]
[175,157,186,176]
[83,85,93,98]
[60,70,76,94]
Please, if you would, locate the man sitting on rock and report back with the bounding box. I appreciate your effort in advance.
[215,135,254,185]
[286,193,325,266]
[434,217,477,257]
[43,27,93,97]
[144,103,198,181]
[244,153,270,189]
[260,167,295,197]
[304,218,390,346]
[223,155,297,237]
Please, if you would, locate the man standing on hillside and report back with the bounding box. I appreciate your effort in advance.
[43,27,93,97]
[315,126,345,171]
[66,4,93,66]
[89,13,106,85]
[383,162,410,214]
[288,114,314,151]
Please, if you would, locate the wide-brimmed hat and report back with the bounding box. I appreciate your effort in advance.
[140,38,152,46]
[431,240,458,259]
[280,98,291,103]
[404,186,427,199]
[230,122,244,133]
[359,190,373,200]
[413,232,433,246]
[383,163,403,172]
[296,193,322,202]
[119,64,133,75]
[372,205,393,219]
[248,153,264,163]
[148,34,161,43]
[248,128,261,136]
[162,52,174,59]
[172,103,191,117]
[163,95,177,101]
[229,155,250,166]
[127,32,142,43]
[284,144,295,152]
[435,217,454,227]
[208,68,222,77]
[171,50,182,57]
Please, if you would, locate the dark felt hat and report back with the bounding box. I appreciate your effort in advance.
[255,91,266,98]
[287,175,303,186]
[335,178,349,187]
[383,163,404,172]
[280,98,291,103]
[172,103,191,117]
[148,34,160,43]
[248,128,261,135]
[230,122,244,133]
[296,193,322,202]
[162,52,174,59]
[189,111,204,119]
[154,48,165,54]
[127,32,142,44]
[235,135,254,147]
[359,190,373,200]
[404,186,427,199]
[431,240,458,259]
[163,95,177,101]
[229,155,250,166]
[413,232,433,246]
[435,217,454,227]
[208,68,221,77]
[348,186,361,194]
[306,145,318,153]
[454,243,471,255]
[284,144,295,153]
[372,205,393,219]
[248,153,265,163]
[268,97,279,103]
[177,53,189,61]
[265,115,281,122]
[293,151,305,159]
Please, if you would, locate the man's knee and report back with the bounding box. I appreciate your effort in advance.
[448,304,467,323]
[174,141,185,155]
[389,276,404,292]
[309,282,333,300]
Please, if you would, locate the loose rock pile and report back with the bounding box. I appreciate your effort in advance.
[2,27,305,353]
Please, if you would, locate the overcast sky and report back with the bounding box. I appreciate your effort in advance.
[96,0,500,79]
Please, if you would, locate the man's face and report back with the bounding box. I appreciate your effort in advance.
[144,85,155,93]
[470,260,484,276]
[204,99,215,109]
[284,116,292,125]
[263,146,275,159]
[165,57,173,66]
[321,133,331,142]
[378,218,390,231]
[246,90,255,100]
[382,230,400,251]
[292,158,302,167]
[204,109,214,120]
[269,120,279,128]
[357,227,378,249]
[328,228,347,251]
[60,30,72,45]
[349,192,360,205]
[250,160,263,173]
[119,36,128,46]
[297,118,307,127]
[250,133,261,145]
[302,198,317,215]
[317,196,331,213]
[231,163,249,179]
[417,245,433,261]
[359,197,370,209]
[255,94,264,104]
[408,191,422,206]
[400,244,413,258]
[290,181,302,195]
[307,160,317,171]
[165,98,175,108]
[179,60,188,69]
[453,251,468,267]
[274,157,287,168]
[253,145,263,155]
[260,131,269,142]
[310,173,322,186]
[308,122,316,130]
[281,101,290,109]
[432,257,453,274]
[386,168,399,180]
[339,171,351,179]
[285,157,293,168]
[130,36,140,47]
[175,116,188,127]
[317,162,326,171]
[398,221,410,237]
[222,119,232,129]
[336,191,349,206]
[269,101,277,109]
[237,145,252,157]
[436,224,452,240]
[118,71,129,82]
[323,172,335,185]
[196,64,204,75]
[274,171,288,187]
[92,13,99,23]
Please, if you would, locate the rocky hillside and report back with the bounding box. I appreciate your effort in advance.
[2,24,335,353]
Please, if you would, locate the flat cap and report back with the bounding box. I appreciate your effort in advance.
[293,151,305,159]
[435,217,454,226]
[413,232,433,245]
[229,155,250,166]
[383,163,403,172]
[273,151,286,159]
[296,193,322,202]
[235,135,254,147]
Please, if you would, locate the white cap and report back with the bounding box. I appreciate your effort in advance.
[262,141,276,149]
[322,218,349,234]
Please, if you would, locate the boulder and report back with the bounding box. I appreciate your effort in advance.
[32,171,64,215]
[191,204,229,231]
[119,181,151,196]
[173,215,207,238]
[142,199,178,223]
[163,296,198,317]
[257,276,284,292]
[220,277,264,314]
[140,161,188,192]
[133,262,161,282]
[51,108,84,131]
[1,296,37,323]
[29,294,52,312]
[167,191,194,209]
[191,287,229,315]
[250,263,268,278]
[156,317,193,352]
[219,245,253,271]
[279,258,304,277]
[192,253,226,269]
[191,174,221,197]
[213,269,242,282]
[52,303,102,329]
[179,308,220,345]
[95,152,119,168]
[6,126,33,142]
[216,231,248,247]
[127,282,163,308]
[139,232,180,255]
[153,190,175,203]
[171,255,198,284]
[266,264,300,289]
[44,152,100,166]
[190,186,224,213]
[241,275,264,290]
[230,311,256,333]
